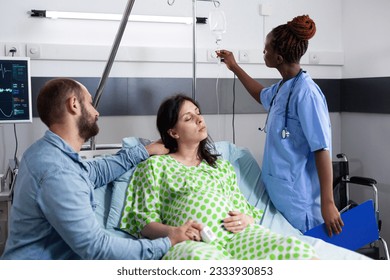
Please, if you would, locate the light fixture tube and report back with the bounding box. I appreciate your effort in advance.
[31,10,193,24]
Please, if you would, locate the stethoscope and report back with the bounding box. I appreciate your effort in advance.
[259,69,305,139]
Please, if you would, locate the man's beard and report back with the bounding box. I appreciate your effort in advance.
[77,104,99,142]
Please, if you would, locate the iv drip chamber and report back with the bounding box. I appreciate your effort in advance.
[209,10,226,45]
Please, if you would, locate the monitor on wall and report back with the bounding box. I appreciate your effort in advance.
[0,56,32,124]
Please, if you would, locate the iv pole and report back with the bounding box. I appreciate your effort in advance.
[90,0,136,150]
[193,0,220,100]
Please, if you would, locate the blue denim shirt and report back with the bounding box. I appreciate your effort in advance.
[1,130,171,260]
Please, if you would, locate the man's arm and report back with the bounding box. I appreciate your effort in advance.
[39,170,171,259]
[85,144,150,187]
[87,140,168,188]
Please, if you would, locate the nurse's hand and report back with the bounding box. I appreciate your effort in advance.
[222,210,254,233]
[216,50,239,71]
[322,202,344,237]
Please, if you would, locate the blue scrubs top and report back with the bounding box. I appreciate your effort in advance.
[260,71,331,233]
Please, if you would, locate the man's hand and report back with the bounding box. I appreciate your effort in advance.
[167,220,203,246]
[145,139,169,156]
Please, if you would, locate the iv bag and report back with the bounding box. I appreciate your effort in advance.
[209,10,226,45]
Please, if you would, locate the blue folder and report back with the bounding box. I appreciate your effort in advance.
[304,200,379,251]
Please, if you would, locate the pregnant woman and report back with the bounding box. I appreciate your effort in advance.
[120,94,318,260]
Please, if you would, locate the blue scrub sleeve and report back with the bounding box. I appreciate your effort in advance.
[297,89,331,152]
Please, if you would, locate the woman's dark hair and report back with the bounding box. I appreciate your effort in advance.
[270,15,316,63]
[156,94,219,167]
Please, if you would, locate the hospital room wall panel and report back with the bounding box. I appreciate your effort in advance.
[126,78,192,115]
[86,78,130,116]
[341,77,390,114]
[29,77,342,117]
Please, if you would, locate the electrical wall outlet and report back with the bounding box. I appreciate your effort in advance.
[259,4,272,16]
[207,49,219,62]
[26,44,41,59]
[239,50,250,62]
[5,43,22,57]
[309,52,320,64]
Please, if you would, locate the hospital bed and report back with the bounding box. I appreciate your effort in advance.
[86,137,371,260]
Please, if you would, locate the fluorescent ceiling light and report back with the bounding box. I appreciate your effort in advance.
[30,10,193,24]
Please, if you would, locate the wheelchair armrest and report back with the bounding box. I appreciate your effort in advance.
[349,176,379,219]
[349,176,377,186]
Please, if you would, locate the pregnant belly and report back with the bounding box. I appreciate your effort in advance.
[165,192,235,241]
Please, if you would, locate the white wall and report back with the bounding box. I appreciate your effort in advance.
[341,0,390,254]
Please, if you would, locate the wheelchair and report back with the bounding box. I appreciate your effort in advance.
[333,153,389,260]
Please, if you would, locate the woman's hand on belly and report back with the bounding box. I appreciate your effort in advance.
[222,210,254,233]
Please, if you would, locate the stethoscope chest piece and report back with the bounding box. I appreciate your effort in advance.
[281,128,290,139]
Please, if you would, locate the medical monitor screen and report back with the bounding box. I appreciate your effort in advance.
[0,57,32,123]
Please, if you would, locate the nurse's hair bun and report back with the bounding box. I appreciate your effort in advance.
[287,15,316,41]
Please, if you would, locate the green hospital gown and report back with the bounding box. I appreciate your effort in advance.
[120,155,317,260]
